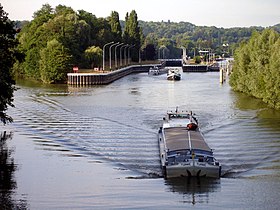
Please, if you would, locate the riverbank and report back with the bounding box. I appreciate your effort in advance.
[67,64,159,85]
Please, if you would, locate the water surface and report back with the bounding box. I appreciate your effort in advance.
[1,71,280,209]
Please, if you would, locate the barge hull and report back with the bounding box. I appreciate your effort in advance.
[166,163,221,178]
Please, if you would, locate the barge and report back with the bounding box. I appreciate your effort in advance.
[158,109,221,178]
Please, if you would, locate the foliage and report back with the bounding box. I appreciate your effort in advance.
[194,56,201,64]
[84,46,103,68]
[229,29,280,109]
[0,4,18,124]
[13,3,280,84]
[40,39,72,83]
[108,11,122,42]
[123,10,141,61]
[139,21,265,58]
[14,5,143,81]
[142,44,156,60]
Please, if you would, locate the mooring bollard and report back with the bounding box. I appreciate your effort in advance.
[220,67,224,84]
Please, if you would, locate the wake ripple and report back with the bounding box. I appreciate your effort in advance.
[9,93,162,177]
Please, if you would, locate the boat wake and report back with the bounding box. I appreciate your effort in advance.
[8,86,280,179]
[9,91,162,177]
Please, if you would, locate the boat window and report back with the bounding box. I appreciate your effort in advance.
[169,114,190,119]
[193,149,213,156]
[206,156,214,163]
[167,149,190,157]
[167,156,175,165]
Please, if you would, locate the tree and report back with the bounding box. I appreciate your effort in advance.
[84,46,102,69]
[108,11,122,42]
[230,29,280,109]
[142,44,156,60]
[40,39,72,83]
[16,4,54,80]
[123,10,141,61]
[0,4,18,124]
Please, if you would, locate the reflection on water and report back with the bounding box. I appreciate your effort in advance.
[211,90,280,178]
[233,91,280,130]
[165,177,220,205]
[0,131,28,209]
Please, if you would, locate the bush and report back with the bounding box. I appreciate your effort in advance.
[229,29,280,109]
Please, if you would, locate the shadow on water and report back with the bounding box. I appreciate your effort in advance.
[0,131,28,209]
[218,91,280,178]
[164,177,221,205]
[233,91,280,130]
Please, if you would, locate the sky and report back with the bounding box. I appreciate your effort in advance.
[1,0,279,28]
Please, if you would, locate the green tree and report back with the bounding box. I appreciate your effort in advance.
[40,39,72,83]
[123,10,141,61]
[230,29,280,109]
[194,56,201,64]
[84,46,102,69]
[108,11,122,42]
[16,4,54,80]
[263,37,280,109]
[78,10,99,47]
[142,44,156,60]
[0,4,18,124]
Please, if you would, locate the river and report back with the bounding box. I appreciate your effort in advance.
[1,70,280,209]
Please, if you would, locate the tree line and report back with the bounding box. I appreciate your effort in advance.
[14,4,142,83]
[13,4,280,84]
[229,29,280,110]
[139,20,280,59]
[1,2,280,125]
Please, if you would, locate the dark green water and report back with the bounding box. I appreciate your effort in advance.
[1,71,280,209]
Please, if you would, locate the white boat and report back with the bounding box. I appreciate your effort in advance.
[158,108,221,178]
[167,68,181,80]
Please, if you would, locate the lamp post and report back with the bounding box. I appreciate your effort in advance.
[120,44,128,67]
[128,44,135,65]
[109,42,119,70]
[115,43,123,69]
[181,46,186,64]
[103,41,114,71]
[159,45,166,60]
[138,47,141,63]
[124,45,130,66]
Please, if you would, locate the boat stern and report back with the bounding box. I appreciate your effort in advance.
[165,161,221,178]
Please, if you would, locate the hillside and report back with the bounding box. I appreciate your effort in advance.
[138,20,272,58]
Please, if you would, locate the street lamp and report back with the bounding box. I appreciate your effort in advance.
[109,42,119,70]
[124,45,130,66]
[128,44,135,65]
[115,43,123,68]
[180,46,186,64]
[103,41,114,71]
[138,47,141,63]
[159,45,166,60]
[120,44,128,67]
